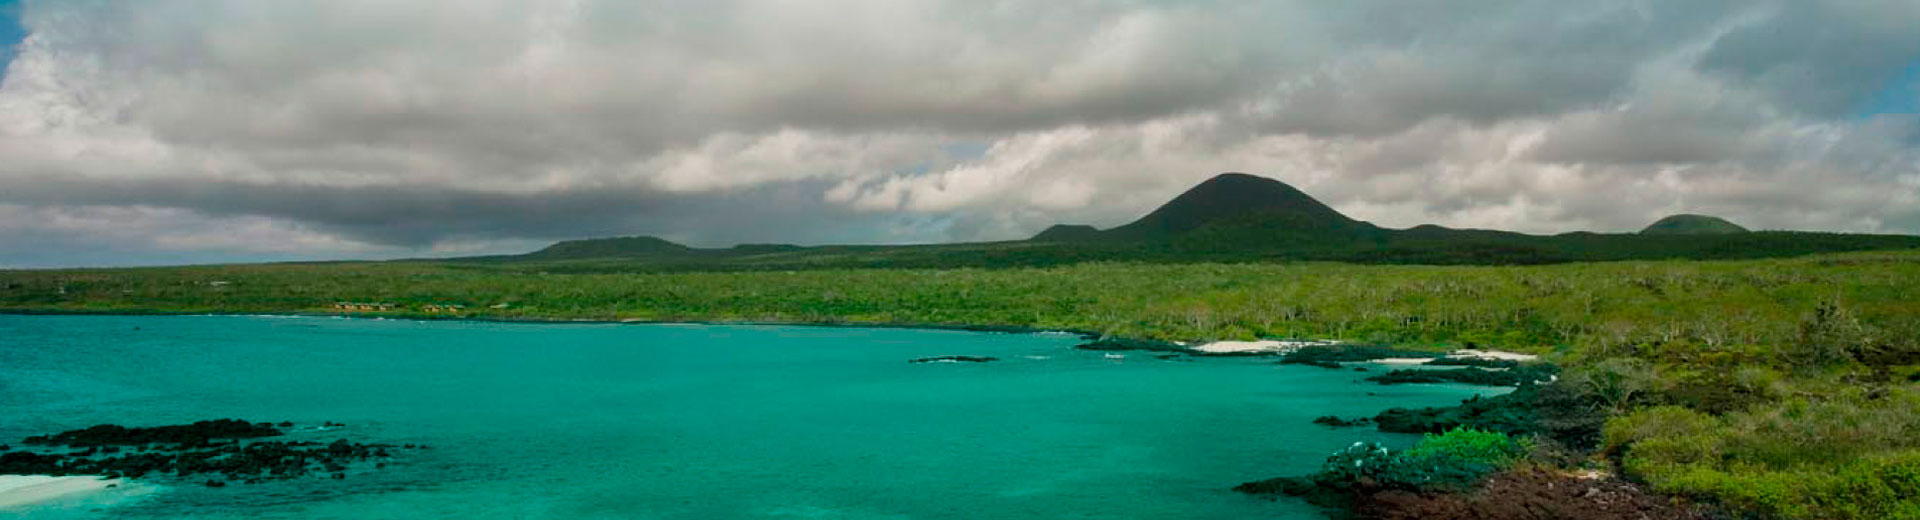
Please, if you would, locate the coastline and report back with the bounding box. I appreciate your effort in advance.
[0,307,1106,339]
[0,475,131,510]
[0,308,1531,361]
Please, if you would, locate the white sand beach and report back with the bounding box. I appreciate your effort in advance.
[1371,357,1439,365]
[0,475,127,509]
[1189,339,1337,354]
[1450,349,1540,361]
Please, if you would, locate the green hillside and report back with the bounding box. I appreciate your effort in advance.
[1641,214,1750,235]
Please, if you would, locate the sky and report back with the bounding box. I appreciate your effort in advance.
[1,1,1918,268]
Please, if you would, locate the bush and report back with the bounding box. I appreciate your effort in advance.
[1565,357,1662,413]
[1610,391,1920,519]
[1385,427,1533,491]
[1298,428,1532,493]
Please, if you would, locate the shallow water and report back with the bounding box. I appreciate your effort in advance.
[0,315,1502,519]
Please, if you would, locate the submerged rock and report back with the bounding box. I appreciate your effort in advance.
[4,420,425,485]
[908,355,998,363]
[20,419,281,447]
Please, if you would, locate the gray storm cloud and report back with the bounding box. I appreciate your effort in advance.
[0,0,1917,266]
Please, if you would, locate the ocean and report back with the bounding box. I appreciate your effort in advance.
[0,315,1499,519]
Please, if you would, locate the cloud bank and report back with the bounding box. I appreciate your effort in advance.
[1,0,1917,266]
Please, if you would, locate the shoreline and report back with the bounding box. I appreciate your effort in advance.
[0,307,1106,339]
[0,475,130,510]
[0,308,1542,361]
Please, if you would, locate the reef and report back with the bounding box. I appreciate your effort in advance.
[2,420,426,486]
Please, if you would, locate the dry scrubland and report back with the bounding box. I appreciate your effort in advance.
[7,251,1920,518]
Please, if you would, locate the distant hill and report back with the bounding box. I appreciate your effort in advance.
[482,172,1920,271]
[1031,224,1101,242]
[1103,173,1375,242]
[1642,214,1750,235]
[521,236,691,260]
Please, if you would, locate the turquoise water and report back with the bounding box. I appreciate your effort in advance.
[0,315,1502,519]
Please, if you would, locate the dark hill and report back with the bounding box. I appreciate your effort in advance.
[1031,224,1102,242]
[487,173,1920,270]
[1103,173,1375,242]
[523,236,691,260]
[1642,214,1749,235]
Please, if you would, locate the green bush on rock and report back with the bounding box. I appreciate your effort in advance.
[1238,427,1533,509]
[1385,427,1534,491]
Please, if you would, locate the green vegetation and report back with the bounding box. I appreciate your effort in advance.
[6,252,1916,350]
[1605,395,1920,519]
[1391,428,1534,491]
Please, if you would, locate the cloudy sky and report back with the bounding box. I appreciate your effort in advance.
[1,1,1918,267]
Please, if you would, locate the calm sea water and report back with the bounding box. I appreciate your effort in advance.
[0,315,1500,519]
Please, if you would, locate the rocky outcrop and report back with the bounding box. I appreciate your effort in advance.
[1073,337,1188,353]
[1372,381,1605,450]
[1354,469,1714,520]
[1365,364,1558,387]
[1312,416,1373,428]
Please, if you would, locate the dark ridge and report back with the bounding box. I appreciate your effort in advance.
[1641,214,1749,235]
[1030,224,1102,242]
[521,236,691,260]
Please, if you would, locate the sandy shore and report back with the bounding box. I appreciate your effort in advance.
[1449,349,1540,361]
[1189,339,1337,354]
[1371,357,1438,365]
[0,475,127,510]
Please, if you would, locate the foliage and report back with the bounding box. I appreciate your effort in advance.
[8,252,1920,353]
[1304,428,1532,493]
[1388,427,1534,491]
[1564,357,1662,413]
[1606,389,1920,519]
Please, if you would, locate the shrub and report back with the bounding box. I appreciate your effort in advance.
[1385,427,1533,491]
[1565,357,1661,413]
[1302,428,1532,493]
[1611,392,1920,519]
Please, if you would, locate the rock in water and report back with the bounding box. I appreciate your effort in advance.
[908,355,998,363]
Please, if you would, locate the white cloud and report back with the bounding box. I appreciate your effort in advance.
[0,0,1917,266]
